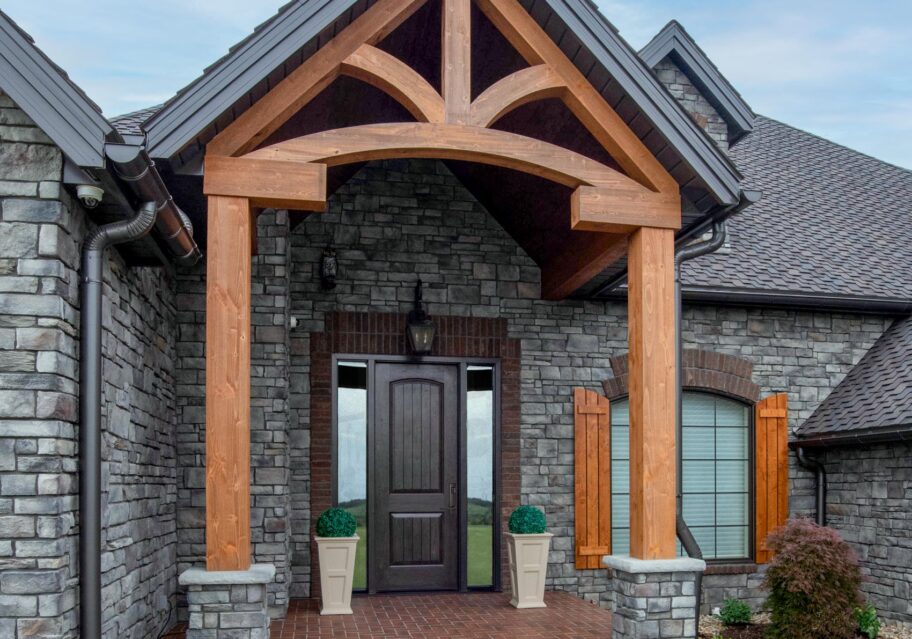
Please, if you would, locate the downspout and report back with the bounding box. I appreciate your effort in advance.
[80,201,158,639]
[795,447,827,526]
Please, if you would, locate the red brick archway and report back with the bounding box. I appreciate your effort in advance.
[309,311,521,593]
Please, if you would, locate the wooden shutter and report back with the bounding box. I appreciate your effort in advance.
[755,393,789,563]
[573,388,611,569]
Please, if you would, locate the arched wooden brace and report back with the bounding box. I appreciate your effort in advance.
[468,65,566,127]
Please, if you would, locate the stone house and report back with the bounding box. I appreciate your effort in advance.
[0,3,910,639]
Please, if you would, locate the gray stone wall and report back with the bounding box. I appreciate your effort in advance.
[654,57,729,149]
[174,210,292,616]
[818,442,912,626]
[0,92,179,639]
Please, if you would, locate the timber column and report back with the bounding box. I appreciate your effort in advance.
[605,227,705,639]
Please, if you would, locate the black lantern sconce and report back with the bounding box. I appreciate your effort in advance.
[406,279,436,355]
[320,246,337,290]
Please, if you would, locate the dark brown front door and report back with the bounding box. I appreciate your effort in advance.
[371,363,459,592]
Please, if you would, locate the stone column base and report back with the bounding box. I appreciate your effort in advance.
[179,564,276,639]
[604,555,706,639]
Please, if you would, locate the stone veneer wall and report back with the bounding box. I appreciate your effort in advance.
[170,158,890,612]
[174,210,292,616]
[653,57,729,149]
[0,92,179,638]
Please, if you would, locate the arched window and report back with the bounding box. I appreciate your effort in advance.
[610,392,752,561]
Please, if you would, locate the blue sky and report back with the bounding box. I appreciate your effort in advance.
[5,0,911,169]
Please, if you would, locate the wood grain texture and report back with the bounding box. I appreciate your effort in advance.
[571,185,680,233]
[574,388,611,569]
[207,0,428,156]
[474,0,679,195]
[204,155,327,211]
[205,195,253,571]
[627,227,677,560]
[340,44,445,123]
[244,122,642,191]
[755,393,789,564]
[442,0,471,123]
[540,232,627,300]
[468,65,565,127]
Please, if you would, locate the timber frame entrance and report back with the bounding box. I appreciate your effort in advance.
[202,0,680,575]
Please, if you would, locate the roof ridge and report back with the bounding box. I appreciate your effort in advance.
[748,114,912,177]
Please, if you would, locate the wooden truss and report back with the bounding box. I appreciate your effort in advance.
[203,0,679,571]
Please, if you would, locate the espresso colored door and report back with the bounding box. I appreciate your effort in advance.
[371,363,459,592]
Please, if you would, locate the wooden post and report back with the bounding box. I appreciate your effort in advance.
[205,195,254,571]
[627,226,677,560]
[442,0,471,123]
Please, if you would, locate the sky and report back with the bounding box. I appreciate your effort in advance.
[4,0,911,169]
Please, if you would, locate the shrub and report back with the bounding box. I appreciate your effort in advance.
[718,598,752,626]
[763,518,862,639]
[855,604,881,639]
[508,505,546,534]
[316,508,357,537]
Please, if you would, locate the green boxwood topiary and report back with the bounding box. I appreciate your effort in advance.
[316,508,357,537]
[719,598,752,626]
[764,518,862,639]
[508,505,546,534]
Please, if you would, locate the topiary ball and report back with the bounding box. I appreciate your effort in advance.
[316,507,357,537]
[508,505,546,534]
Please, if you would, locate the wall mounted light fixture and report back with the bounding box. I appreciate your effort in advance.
[406,279,436,355]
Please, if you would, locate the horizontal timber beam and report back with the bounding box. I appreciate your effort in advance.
[571,186,680,233]
[204,155,327,211]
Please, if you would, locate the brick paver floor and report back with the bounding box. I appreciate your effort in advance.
[162,591,613,638]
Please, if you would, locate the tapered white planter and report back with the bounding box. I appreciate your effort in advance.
[506,532,553,609]
[316,534,359,615]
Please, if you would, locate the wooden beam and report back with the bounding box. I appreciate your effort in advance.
[207,0,427,157]
[475,0,679,195]
[627,226,677,560]
[541,232,627,300]
[204,155,327,211]
[340,45,445,123]
[571,185,680,233]
[205,195,254,571]
[245,122,645,191]
[442,0,471,123]
[468,65,565,127]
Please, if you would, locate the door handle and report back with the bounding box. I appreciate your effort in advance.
[449,483,457,510]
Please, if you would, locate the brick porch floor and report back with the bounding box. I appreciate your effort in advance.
[163,591,613,638]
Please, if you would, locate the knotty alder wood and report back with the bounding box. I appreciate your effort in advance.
[340,45,445,123]
[468,65,565,127]
[205,195,254,571]
[573,388,611,569]
[207,0,428,157]
[204,155,327,211]
[442,0,471,123]
[627,227,677,560]
[474,0,679,195]
[755,393,789,564]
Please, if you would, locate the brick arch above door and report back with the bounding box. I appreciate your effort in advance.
[602,348,761,404]
[308,311,521,594]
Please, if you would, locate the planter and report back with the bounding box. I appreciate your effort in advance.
[316,534,359,615]
[505,532,553,609]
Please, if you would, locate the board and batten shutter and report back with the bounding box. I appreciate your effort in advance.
[573,388,611,569]
[755,393,789,564]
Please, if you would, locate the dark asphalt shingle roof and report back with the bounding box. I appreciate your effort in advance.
[110,105,161,135]
[798,315,912,439]
[681,116,912,302]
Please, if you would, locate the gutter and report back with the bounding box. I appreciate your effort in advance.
[675,287,912,315]
[80,202,159,639]
[795,447,826,526]
[792,424,912,449]
[105,142,202,264]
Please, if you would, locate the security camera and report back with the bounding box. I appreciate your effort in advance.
[76,184,104,209]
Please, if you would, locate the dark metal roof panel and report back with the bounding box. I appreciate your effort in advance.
[0,9,115,167]
[534,0,742,205]
[798,315,912,439]
[145,0,368,159]
[639,20,755,141]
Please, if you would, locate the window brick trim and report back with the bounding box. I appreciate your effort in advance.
[602,348,760,403]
